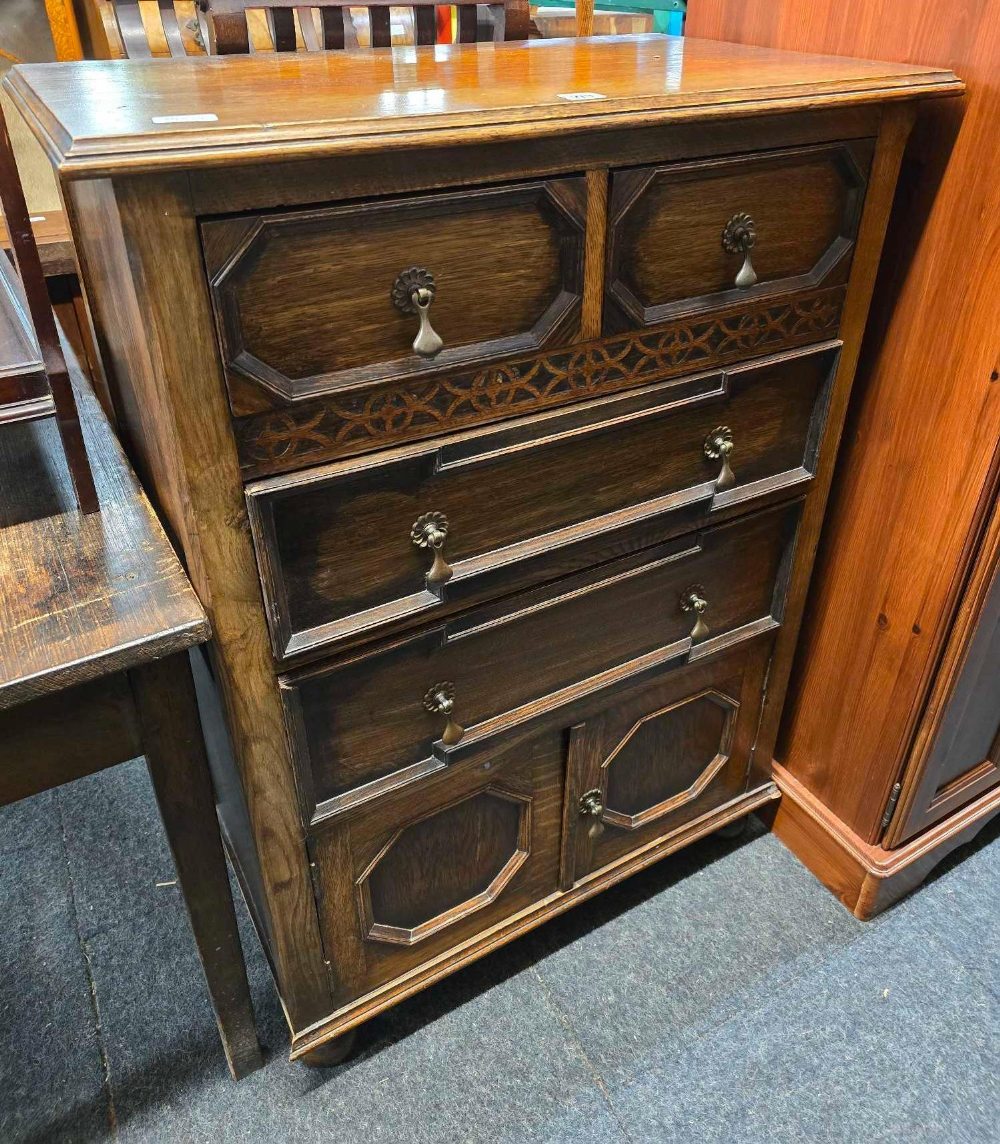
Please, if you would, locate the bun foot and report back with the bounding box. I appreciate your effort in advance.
[299,1030,357,1068]
[716,815,751,840]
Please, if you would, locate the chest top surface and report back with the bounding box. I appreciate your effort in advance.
[4,34,960,178]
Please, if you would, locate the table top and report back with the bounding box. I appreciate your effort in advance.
[0,339,209,709]
[3,34,961,178]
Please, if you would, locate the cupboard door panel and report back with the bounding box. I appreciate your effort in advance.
[892,519,1000,844]
[567,639,774,884]
[310,730,563,1003]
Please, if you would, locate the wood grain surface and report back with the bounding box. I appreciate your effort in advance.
[247,343,835,660]
[889,482,1000,844]
[688,0,1000,843]
[28,27,962,1052]
[4,35,960,177]
[605,141,871,329]
[567,639,772,882]
[283,501,799,823]
[202,179,585,409]
[0,342,207,708]
[64,172,334,1031]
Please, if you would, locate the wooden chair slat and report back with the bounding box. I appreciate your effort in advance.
[457,3,478,42]
[368,5,391,47]
[105,0,538,56]
[211,9,250,52]
[116,1,154,56]
[157,0,189,55]
[270,5,297,49]
[319,5,346,48]
[501,0,531,39]
[296,6,320,49]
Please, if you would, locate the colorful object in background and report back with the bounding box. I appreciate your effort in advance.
[437,5,453,41]
[539,0,684,34]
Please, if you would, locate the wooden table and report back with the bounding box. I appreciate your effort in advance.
[0,342,262,1079]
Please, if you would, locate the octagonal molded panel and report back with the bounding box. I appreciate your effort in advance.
[204,178,586,409]
[605,141,871,333]
[600,688,739,830]
[357,786,531,946]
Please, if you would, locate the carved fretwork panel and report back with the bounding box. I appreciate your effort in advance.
[357,786,531,946]
[602,690,738,830]
[235,285,845,477]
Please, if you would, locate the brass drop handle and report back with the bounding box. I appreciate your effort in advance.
[579,788,605,839]
[680,585,710,641]
[411,511,453,587]
[722,212,758,289]
[704,426,736,491]
[423,682,464,746]
[392,267,444,357]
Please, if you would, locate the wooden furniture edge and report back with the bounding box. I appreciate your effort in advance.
[290,782,780,1057]
[0,354,210,710]
[132,651,264,1079]
[752,102,917,773]
[886,454,1000,845]
[770,760,1000,919]
[62,172,334,1030]
[2,64,962,180]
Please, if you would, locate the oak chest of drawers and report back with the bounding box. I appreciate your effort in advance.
[8,35,960,1062]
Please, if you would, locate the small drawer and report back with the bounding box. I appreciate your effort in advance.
[248,342,837,661]
[201,179,586,415]
[605,141,873,332]
[282,500,801,824]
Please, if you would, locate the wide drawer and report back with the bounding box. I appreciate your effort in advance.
[202,179,586,414]
[605,141,873,332]
[282,499,801,823]
[248,343,836,661]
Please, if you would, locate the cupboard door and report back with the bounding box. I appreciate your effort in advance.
[890,511,1000,844]
[564,639,773,885]
[309,729,563,1005]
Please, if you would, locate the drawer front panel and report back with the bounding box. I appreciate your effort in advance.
[249,343,837,660]
[202,179,586,414]
[605,141,873,332]
[565,638,773,885]
[283,500,800,822]
[309,730,563,1005]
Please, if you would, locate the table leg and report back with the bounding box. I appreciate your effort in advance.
[130,651,263,1080]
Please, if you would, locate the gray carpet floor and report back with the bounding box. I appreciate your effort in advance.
[1,758,997,1143]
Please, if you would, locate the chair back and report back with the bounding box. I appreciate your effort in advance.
[0,110,96,511]
[207,0,531,50]
[82,0,533,56]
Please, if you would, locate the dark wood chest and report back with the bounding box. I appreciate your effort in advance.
[6,34,959,1059]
